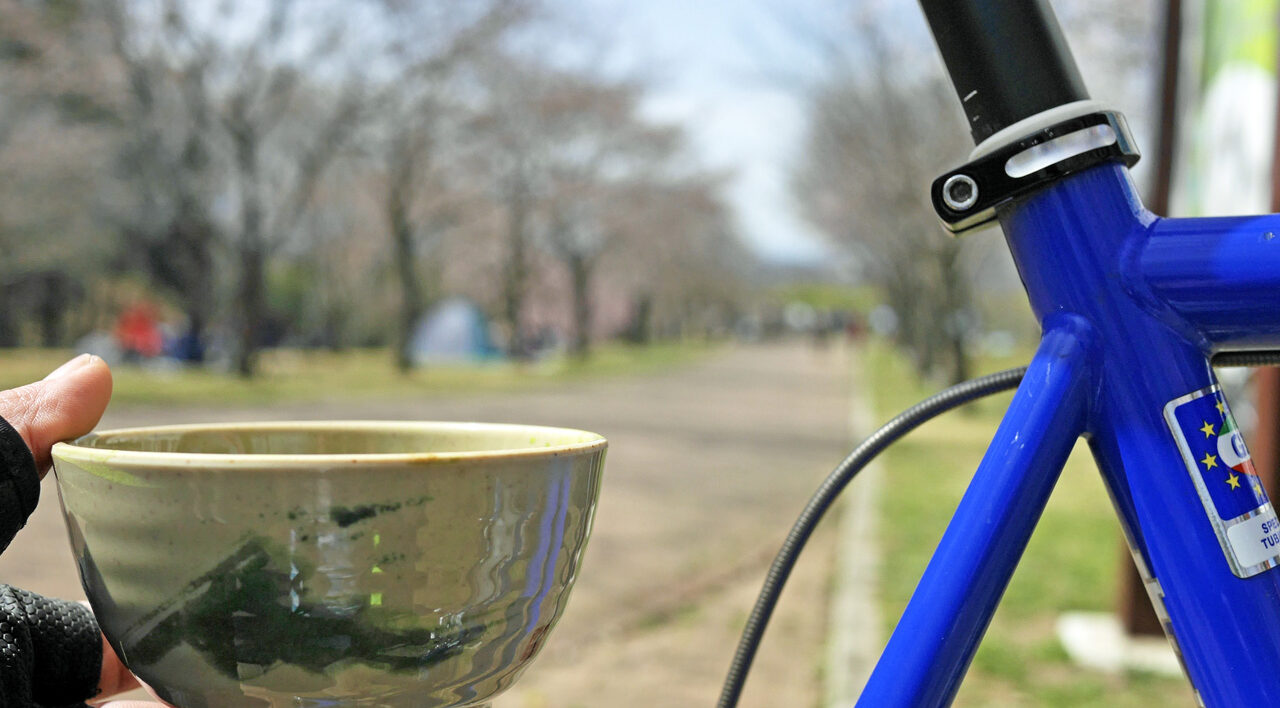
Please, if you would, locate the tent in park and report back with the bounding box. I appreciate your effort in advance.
[409,297,501,365]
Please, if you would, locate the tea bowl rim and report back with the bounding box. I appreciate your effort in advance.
[52,420,608,470]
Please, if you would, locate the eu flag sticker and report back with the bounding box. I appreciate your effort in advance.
[1165,385,1280,578]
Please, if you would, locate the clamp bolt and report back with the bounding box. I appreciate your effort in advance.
[942,174,979,212]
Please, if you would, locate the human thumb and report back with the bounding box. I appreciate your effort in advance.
[0,354,113,476]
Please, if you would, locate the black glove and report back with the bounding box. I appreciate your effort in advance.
[0,416,102,708]
[0,414,38,556]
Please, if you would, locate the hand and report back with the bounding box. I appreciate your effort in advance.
[95,635,169,707]
[0,354,167,706]
[1,353,112,478]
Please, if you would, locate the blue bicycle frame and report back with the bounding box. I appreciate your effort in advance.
[856,3,1280,707]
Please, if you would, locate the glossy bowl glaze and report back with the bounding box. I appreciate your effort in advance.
[52,421,606,708]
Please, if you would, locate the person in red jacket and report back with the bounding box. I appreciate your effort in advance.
[113,303,164,362]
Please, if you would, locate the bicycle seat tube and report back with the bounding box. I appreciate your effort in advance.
[857,2,1280,706]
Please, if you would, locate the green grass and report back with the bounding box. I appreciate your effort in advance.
[863,340,1195,707]
[0,342,712,406]
[768,282,881,314]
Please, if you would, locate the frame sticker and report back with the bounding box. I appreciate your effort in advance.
[1165,385,1280,578]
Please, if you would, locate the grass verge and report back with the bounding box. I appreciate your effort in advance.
[863,339,1195,707]
[0,342,712,406]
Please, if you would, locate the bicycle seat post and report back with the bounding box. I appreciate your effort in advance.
[920,0,1089,145]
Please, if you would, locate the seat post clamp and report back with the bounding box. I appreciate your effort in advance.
[931,111,1140,235]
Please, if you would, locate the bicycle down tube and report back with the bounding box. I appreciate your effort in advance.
[858,2,1280,706]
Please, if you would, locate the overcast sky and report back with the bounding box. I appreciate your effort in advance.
[573,0,860,265]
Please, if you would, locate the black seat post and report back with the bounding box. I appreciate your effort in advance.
[919,0,1091,145]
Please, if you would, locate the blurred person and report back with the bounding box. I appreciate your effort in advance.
[113,303,164,363]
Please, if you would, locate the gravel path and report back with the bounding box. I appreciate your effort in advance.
[0,341,856,707]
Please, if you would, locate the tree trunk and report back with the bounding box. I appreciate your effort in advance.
[389,178,423,373]
[37,272,66,348]
[231,118,264,378]
[144,207,215,361]
[0,296,17,348]
[184,309,207,363]
[324,308,347,351]
[181,211,215,363]
[626,293,653,344]
[568,251,592,359]
[232,178,266,377]
[939,243,972,386]
[502,184,529,358]
[180,221,214,364]
[948,318,971,384]
[882,277,912,345]
[884,275,929,378]
[235,240,266,378]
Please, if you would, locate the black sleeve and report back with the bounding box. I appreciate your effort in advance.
[0,586,101,708]
[0,415,102,707]
[0,414,38,556]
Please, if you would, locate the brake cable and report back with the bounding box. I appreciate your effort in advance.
[716,365,1027,707]
[717,349,1280,707]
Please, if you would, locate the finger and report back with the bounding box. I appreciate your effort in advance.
[88,633,169,707]
[0,354,112,475]
[95,631,141,699]
[94,680,172,707]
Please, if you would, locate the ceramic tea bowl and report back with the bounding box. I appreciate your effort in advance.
[51,421,606,708]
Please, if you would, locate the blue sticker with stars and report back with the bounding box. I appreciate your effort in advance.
[1165,386,1280,578]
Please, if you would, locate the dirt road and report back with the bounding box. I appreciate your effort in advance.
[0,341,856,707]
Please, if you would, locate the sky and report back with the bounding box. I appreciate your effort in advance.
[565,1,1167,268]
[574,0,855,265]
